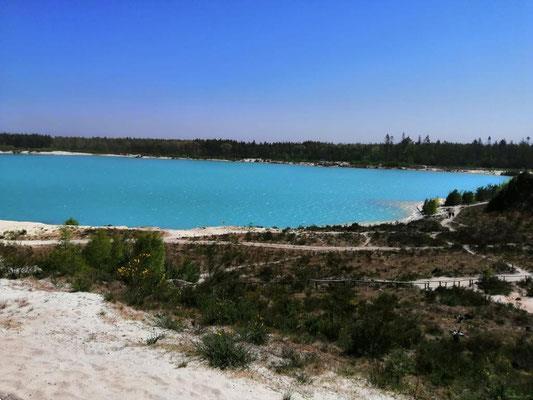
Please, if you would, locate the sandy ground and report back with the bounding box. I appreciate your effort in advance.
[0,278,398,400]
[0,219,271,240]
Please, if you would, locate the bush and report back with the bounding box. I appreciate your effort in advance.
[339,293,421,358]
[422,198,439,215]
[272,347,314,374]
[200,296,259,326]
[83,231,113,276]
[477,272,513,295]
[200,297,240,325]
[475,184,501,202]
[197,331,252,369]
[426,287,489,307]
[510,334,533,371]
[132,232,165,278]
[462,191,475,204]
[154,313,184,331]
[238,319,268,345]
[70,264,94,291]
[64,217,79,226]
[173,260,200,283]
[445,189,463,206]
[369,349,415,389]
[42,230,88,276]
[116,232,166,303]
[414,333,531,398]
[0,244,36,278]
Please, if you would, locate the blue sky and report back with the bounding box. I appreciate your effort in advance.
[1,0,532,143]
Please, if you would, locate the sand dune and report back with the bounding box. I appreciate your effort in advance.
[0,279,397,400]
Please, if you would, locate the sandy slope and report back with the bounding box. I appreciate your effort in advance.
[0,279,397,400]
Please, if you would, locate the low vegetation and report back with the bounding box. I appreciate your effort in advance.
[196,331,252,369]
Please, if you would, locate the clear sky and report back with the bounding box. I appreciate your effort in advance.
[1,0,532,143]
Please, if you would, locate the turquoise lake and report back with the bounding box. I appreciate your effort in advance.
[0,154,508,229]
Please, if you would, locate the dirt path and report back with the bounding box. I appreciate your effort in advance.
[439,202,488,232]
[170,239,447,252]
[1,237,447,252]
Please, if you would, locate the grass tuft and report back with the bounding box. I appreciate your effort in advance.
[197,331,252,369]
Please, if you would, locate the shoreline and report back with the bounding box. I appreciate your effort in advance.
[0,202,423,239]
[0,149,506,176]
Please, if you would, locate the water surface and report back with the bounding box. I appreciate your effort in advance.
[0,154,508,228]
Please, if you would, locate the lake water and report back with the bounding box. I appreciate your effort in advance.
[0,154,508,229]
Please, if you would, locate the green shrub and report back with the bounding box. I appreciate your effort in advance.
[426,286,489,307]
[475,184,501,202]
[477,272,513,295]
[83,231,113,276]
[132,232,165,278]
[422,198,439,215]
[70,264,94,292]
[200,297,239,325]
[273,347,312,374]
[462,191,475,204]
[154,313,183,331]
[238,319,268,345]
[445,189,463,206]
[0,244,36,278]
[174,260,200,283]
[64,217,79,226]
[200,296,259,326]
[117,232,166,303]
[369,349,415,389]
[197,331,252,369]
[510,335,533,371]
[42,230,88,276]
[414,333,531,398]
[340,293,421,358]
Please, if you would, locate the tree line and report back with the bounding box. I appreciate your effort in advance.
[1,132,532,169]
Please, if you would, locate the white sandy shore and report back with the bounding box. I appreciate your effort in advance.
[0,149,506,175]
[0,219,272,240]
[0,278,398,400]
[0,201,423,240]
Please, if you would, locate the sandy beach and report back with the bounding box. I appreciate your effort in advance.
[0,219,274,242]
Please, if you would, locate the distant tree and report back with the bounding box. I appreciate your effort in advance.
[444,190,462,206]
[475,184,501,202]
[461,191,475,204]
[2,132,533,169]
